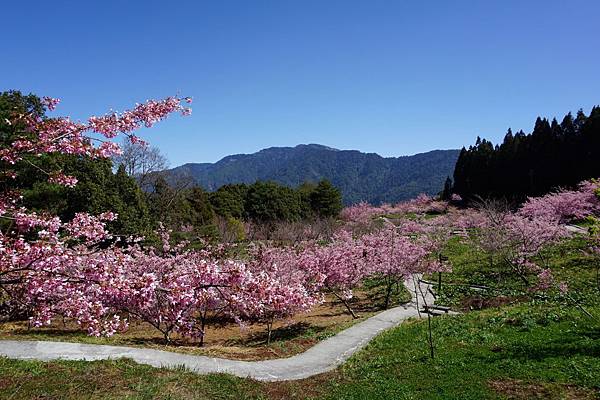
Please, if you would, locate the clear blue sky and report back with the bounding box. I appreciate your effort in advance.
[2,1,599,166]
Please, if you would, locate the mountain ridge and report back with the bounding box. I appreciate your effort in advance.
[166,144,460,205]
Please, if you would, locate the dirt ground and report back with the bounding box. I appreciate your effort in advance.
[0,290,395,361]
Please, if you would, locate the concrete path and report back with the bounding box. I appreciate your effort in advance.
[565,224,588,235]
[0,277,434,382]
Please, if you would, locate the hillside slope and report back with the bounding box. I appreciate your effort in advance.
[167,144,459,204]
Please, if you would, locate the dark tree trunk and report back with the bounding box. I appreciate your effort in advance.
[330,288,359,318]
[199,312,207,347]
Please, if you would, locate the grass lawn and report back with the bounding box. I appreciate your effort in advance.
[0,357,265,400]
[320,304,600,399]
[430,235,600,312]
[1,303,599,399]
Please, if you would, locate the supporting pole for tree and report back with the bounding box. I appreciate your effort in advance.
[426,311,434,359]
[437,254,449,293]
[266,318,274,345]
[417,277,435,359]
[199,312,207,347]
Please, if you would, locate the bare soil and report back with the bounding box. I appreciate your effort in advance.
[0,289,396,361]
[488,379,597,400]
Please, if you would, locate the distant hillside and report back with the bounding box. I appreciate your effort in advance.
[166,144,460,204]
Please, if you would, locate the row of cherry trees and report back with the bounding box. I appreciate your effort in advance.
[3,210,446,344]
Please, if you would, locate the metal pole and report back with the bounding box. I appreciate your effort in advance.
[437,254,443,292]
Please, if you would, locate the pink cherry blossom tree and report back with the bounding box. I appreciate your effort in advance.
[464,198,570,288]
[236,245,324,344]
[362,226,442,309]
[0,95,192,336]
[518,180,600,224]
[340,202,385,234]
[307,230,369,318]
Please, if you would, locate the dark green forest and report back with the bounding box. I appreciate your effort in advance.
[147,175,343,240]
[453,105,600,201]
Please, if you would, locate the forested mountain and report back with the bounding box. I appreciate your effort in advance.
[166,145,460,204]
[453,105,600,201]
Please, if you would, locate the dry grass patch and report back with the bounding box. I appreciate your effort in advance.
[0,289,398,361]
[488,378,598,400]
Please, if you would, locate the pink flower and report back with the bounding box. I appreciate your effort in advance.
[48,172,78,187]
[42,97,60,111]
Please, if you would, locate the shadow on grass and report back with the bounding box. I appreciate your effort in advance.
[501,328,600,361]
[233,322,328,346]
[352,286,412,312]
[464,324,600,366]
[6,325,205,348]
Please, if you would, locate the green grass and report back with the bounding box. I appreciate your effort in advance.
[0,357,266,399]
[2,304,599,399]
[430,235,600,311]
[362,277,413,306]
[320,304,600,399]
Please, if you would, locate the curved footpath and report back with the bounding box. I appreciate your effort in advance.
[0,278,434,382]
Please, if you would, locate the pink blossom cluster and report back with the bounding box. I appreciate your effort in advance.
[307,230,370,304]
[0,95,190,186]
[2,210,127,335]
[518,180,600,224]
[0,95,195,338]
[340,202,385,226]
[504,213,569,262]
[261,224,451,317]
[42,97,60,111]
[340,194,451,229]
[3,222,309,340]
[234,248,323,337]
[388,194,449,215]
[47,172,78,187]
[88,97,191,139]
[450,193,462,202]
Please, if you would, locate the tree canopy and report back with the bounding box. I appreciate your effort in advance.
[453,105,600,202]
[1,90,152,236]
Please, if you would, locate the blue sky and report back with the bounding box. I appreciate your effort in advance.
[2,1,599,166]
